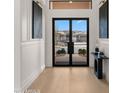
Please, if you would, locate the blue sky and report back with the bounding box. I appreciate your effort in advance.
[55,20,87,32]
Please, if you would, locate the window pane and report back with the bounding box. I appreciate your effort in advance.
[72,20,88,65]
[55,20,70,65]
[32,1,42,39]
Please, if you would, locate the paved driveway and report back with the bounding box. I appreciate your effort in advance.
[55,54,87,64]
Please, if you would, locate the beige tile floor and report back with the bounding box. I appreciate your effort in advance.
[28,67,109,93]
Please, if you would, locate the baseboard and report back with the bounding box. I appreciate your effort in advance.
[21,65,45,93]
[14,88,22,93]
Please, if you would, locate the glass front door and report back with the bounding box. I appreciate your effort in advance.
[54,20,70,65]
[53,18,89,66]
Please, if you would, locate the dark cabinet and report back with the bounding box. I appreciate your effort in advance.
[92,52,108,79]
[94,58,103,79]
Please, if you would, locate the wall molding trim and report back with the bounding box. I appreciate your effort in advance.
[21,40,41,46]
[21,65,45,93]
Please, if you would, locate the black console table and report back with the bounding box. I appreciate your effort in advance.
[91,52,109,79]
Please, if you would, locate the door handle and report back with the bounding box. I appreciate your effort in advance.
[67,42,70,54]
[71,42,74,54]
[67,42,74,54]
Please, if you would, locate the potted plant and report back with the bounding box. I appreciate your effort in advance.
[78,49,86,56]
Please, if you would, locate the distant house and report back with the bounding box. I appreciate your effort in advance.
[56,31,86,43]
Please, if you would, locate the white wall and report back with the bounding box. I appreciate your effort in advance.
[45,0,98,67]
[15,0,45,92]
[14,0,21,91]
[21,40,45,90]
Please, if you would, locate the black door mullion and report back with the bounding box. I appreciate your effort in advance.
[69,19,72,65]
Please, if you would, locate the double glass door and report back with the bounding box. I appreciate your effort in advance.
[53,18,89,66]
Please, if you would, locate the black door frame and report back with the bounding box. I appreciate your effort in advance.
[52,18,89,67]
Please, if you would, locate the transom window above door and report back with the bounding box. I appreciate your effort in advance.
[49,0,92,9]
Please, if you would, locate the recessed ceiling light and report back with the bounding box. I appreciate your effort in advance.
[69,0,72,3]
